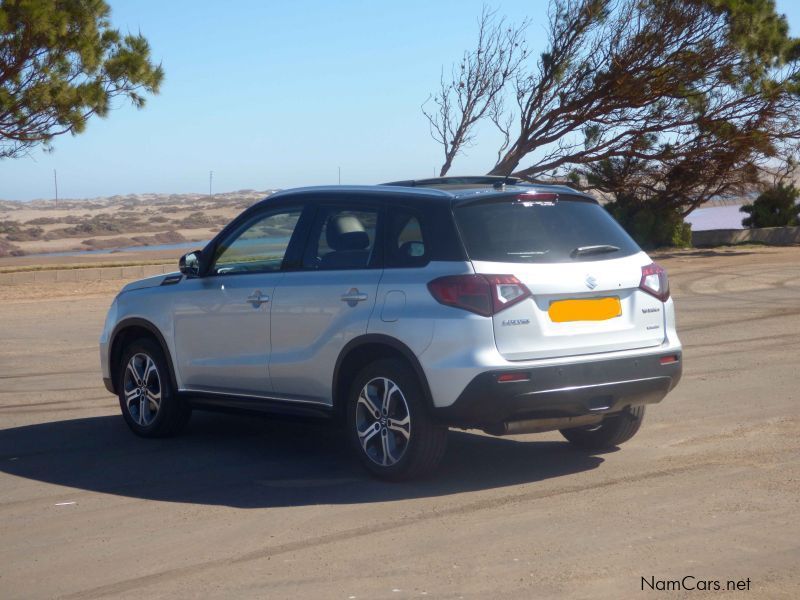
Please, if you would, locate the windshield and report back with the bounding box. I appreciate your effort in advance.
[453,196,641,263]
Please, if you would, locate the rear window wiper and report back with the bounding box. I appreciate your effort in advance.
[570,244,620,258]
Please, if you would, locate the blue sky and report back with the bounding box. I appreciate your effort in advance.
[2,0,799,201]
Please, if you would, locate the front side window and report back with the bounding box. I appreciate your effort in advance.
[212,208,301,275]
[303,206,379,270]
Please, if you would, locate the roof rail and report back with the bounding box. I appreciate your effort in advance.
[381,175,520,188]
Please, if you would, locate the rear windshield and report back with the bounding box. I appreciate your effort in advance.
[453,196,640,263]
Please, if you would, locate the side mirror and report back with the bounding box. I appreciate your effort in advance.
[179,251,202,277]
[406,241,425,257]
[399,241,426,258]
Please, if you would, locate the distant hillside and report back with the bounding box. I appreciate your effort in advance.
[0,189,277,211]
[0,190,278,257]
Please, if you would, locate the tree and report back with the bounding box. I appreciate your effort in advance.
[741,180,800,228]
[575,130,769,246]
[424,0,800,244]
[585,157,695,247]
[422,7,528,176]
[0,0,163,159]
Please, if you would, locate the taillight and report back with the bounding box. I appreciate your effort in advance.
[640,263,670,301]
[427,274,531,316]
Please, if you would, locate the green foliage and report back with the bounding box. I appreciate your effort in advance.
[6,225,44,241]
[542,0,800,246]
[605,194,693,249]
[707,0,798,67]
[580,155,696,248]
[0,219,21,233]
[740,182,800,227]
[0,0,163,158]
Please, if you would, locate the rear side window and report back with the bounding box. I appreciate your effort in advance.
[385,209,428,268]
[303,206,379,270]
[453,197,640,263]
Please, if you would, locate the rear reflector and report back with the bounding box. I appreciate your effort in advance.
[497,372,531,383]
[659,355,680,365]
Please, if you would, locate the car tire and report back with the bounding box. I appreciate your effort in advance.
[560,405,645,449]
[346,358,447,480]
[117,337,191,438]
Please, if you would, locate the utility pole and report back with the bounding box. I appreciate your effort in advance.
[53,169,58,205]
[338,166,341,185]
[209,171,213,196]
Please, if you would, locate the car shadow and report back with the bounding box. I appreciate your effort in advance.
[0,412,606,508]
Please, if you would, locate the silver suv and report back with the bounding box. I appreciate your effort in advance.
[100,177,682,480]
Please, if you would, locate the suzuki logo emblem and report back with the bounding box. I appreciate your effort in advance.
[585,275,598,290]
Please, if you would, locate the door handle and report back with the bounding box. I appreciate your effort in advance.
[246,291,270,306]
[341,288,368,304]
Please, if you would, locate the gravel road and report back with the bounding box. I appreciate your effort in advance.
[1,247,798,599]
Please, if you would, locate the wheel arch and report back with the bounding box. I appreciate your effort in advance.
[109,318,178,395]
[332,334,434,422]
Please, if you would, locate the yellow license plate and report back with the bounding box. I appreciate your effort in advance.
[548,297,622,323]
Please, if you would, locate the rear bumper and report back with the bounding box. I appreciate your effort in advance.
[433,351,681,429]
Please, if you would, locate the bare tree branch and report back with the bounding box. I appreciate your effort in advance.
[424,0,800,239]
[422,6,528,176]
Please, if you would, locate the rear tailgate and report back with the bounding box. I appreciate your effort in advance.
[453,191,667,361]
[472,253,665,360]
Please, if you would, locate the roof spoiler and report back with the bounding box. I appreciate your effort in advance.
[381,176,520,188]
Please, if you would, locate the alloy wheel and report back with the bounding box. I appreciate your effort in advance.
[123,353,162,427]
[355,377,411,466]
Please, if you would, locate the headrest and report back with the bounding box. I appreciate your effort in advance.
[326,215,369,251]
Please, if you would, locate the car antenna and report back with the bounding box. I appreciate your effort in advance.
[493,174,515,191]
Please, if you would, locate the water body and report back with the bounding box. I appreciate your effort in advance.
[684,205,745,231]
[36,240,209,258]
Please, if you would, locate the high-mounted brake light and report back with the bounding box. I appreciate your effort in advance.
[427,274,532,316]
[514,192,558,205]
[640,263,670,302]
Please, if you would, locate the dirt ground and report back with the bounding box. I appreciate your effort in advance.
[0,246,798,599]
